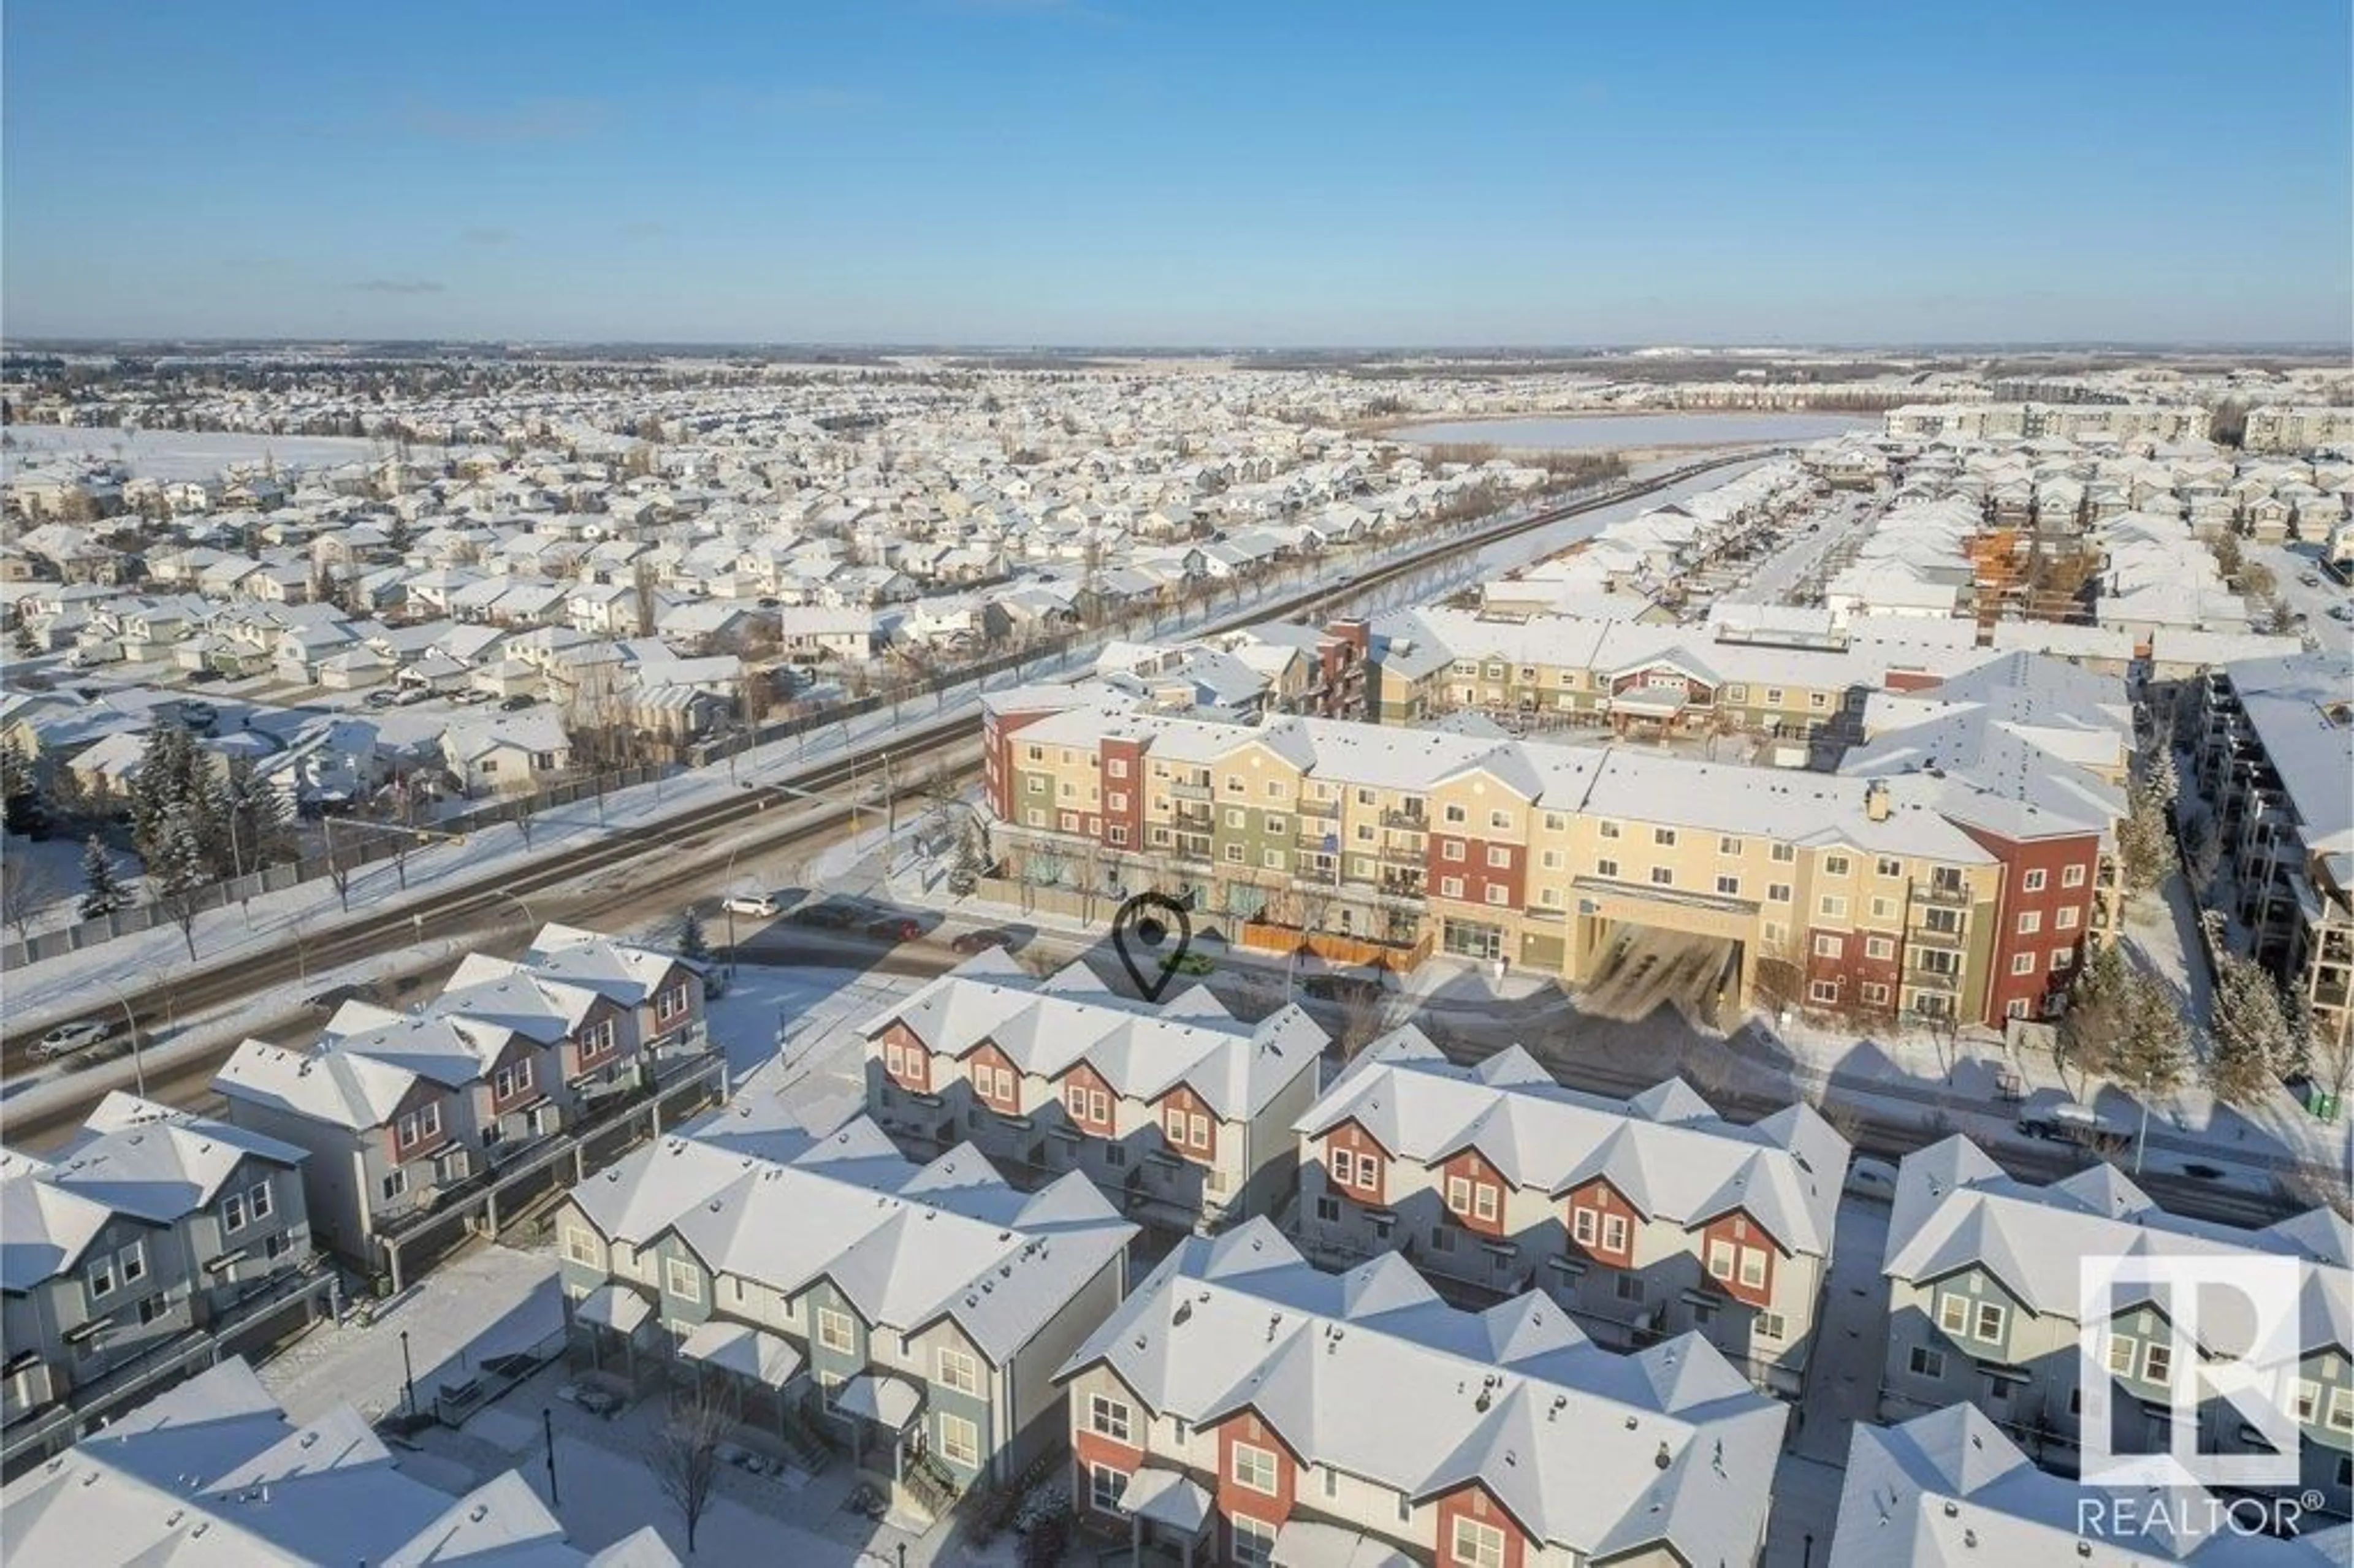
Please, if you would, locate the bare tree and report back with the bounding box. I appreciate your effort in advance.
[1,851,63,946]
[648,1388,731,1555]
[633,561,660,639]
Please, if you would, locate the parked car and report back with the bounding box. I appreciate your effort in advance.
[950,927,1018,956]
[2301,571,2322,586]
[500,694,538,711]
[2017,1098,2131,1152]
[32,1019,111,1060]
[866,914,921,943]
[790,900,864,931]
[178,700,218,729]
[365,688,401,707]
[723,893,782,918]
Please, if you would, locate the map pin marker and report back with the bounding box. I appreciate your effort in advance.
[1111,891,1194,1003]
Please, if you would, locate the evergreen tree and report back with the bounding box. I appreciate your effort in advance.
[2118,783,2174,895]
[2208,952,2292,1105]
[2111,966,2192,1099]
[2144,745,2178,810]
[2055,940,2131,1095]
[79,835,126,919]
[150,804,211,960]
[677,909,709,964]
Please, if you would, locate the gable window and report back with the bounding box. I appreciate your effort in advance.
[1599,820,1621,839]
[2141,1342,2172,1386]
[817,1306,857,1355]
[665,1258,702,1303]
[1232,1515,1278,1568]
[655,985,689,1022]
[1938,1295,1969,1336]
[1231,1442,1279,1496]
[565,1227,602,1268]
[1653,827,1677,847]
[1089,1393,1132,1443]
[1451,1517,1506,1568]
[494,1058,534,1100]
[1824,855,1849,877]
[1877,856,1902,878]
[1720,835,1742,856]
[934,1346,980,1395]
[1974,1302,2007,1342]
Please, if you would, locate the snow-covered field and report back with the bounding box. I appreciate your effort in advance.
[0,423,416,480]
[1390,413,1870,451]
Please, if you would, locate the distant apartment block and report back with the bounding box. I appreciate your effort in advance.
[2244,406,2354,455]
[1292,1030,1849,1395]
[861,951,1325,1234]
[1056,1219,1787,1567]
[1882,402,2212,446]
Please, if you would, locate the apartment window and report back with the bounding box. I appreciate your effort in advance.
[2051,948,2074,972]
[1440,876,1465,899]
[1089,1393,1132,1443]
[2022,869,2047,892]
[1262,849,1283,870]
[2109,1335,2139,1377]
[1602,1213,1628,1253]
[1765,688,1784,706]
[2056,905,2079,930]
[939,1413,980,1468]
[1224,844,1244,863]
[2017,910,2041,935]
[1231,1443,1279,1496]
[1026,777,1045,794]
[1818,894,1848,918]
[1813,933,1843,958]
[665,1258,701,1303]
[2011,953,2037,975]
[1651,826,1678,848]
[1757,1312,1786,1342]
[1599,820,1621,839]
[1808,691,1829,710]
[1862,982,1891,1005]
[1771,842,1794,862]
[1716,875,1740,896]
[1265,815,1287,836]
[1442,840,1466,862]
[1975,1303,2007,1342]
[1451,1517,1506,1568]
[1232,1516,1278,1568]
[1483,885,1508,906]
[1808,980,1840,1003]
[817,1307,856,1355]
[565,1227,601,1268]
[1824,855,1849,877]
[1090,1462,1128,1514]
[1863,935,1894,961]
[1768,883,1792,903]
[1910,1346,1946,1379]
[1870,897,1895,920]
[1484,845,1510,869]
[1266,780,1286,800]
[1720,835,1742,856]
[1444,804,1468,824]
[1545,813,1567,832]
[2062,864,2087,888]
[1225,808,1246,829]
[381,1169,408,1203]
[937,1347,979,1395]
[1596,859,1620,880]
[1489,809,1512,831]
[1649,866,1674,887]
[1541,849,1563,870]
[1877,857,1903,878]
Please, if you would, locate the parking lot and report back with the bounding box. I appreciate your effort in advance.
[1577,925,1740,1027]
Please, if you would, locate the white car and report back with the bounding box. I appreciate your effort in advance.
[722,894,782,918]
[32,1019,110,1060]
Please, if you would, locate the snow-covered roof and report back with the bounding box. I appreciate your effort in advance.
[1057,1219,1786,1564]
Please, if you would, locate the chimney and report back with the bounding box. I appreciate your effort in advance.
[1865,779,1891,823]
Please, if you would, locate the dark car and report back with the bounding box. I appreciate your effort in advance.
[950,927,1018,956]
[866,914,921,943]
[500,694,538,711]
[790,900,864,931]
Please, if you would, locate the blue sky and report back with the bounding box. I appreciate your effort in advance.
[5,1,2348,346]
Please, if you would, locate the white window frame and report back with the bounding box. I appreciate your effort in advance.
[1231,1442,1279,1496]
[1089,1393,1132,1444]
[937,1346,980,1396]
[817,1306,857,1355]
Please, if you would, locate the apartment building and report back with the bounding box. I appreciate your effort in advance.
[0,1094,319,1441]
[1832,1404,2350,1568]
[1879,1138,2353,1514]
[1292,1030,1848,1395]
[551,1113,1135,1518]
[2191,654,2354,1062]
[1,1358,673,1567]
[1368,606,1992,746]
[861,951,1326,1234]
[214,923,707,1271]
[2244,406,2354,455]
[983,702,2092,1030]
[1883,403,2212,446]
[1056,1219,1786,1568]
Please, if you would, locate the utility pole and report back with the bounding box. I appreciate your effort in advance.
[400,1330,418,1418]
[544,1407,561,1505]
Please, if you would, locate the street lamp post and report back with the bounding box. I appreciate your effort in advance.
[400,1329,418,1418]
[106,988,145,1097]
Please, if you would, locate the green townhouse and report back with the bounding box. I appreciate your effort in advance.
[552,1113,1137,1522]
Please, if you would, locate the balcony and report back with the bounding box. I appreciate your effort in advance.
[1171,802,1212,828]
[1908,923,1966,949]
[1298,797,1340,820]
[1170,778,1213,801]
[1171,834,1212,865]
[1380,843,1425,867]
[1382,807,1429,830]
[1905,969,1960,992]
[1911,880,1971,908]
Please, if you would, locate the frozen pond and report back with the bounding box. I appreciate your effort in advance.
[1389,412,1872,451]
[0,424,432,482]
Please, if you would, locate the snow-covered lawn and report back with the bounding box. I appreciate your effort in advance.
[0,423,439,480]
[260,1241,562,1424]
